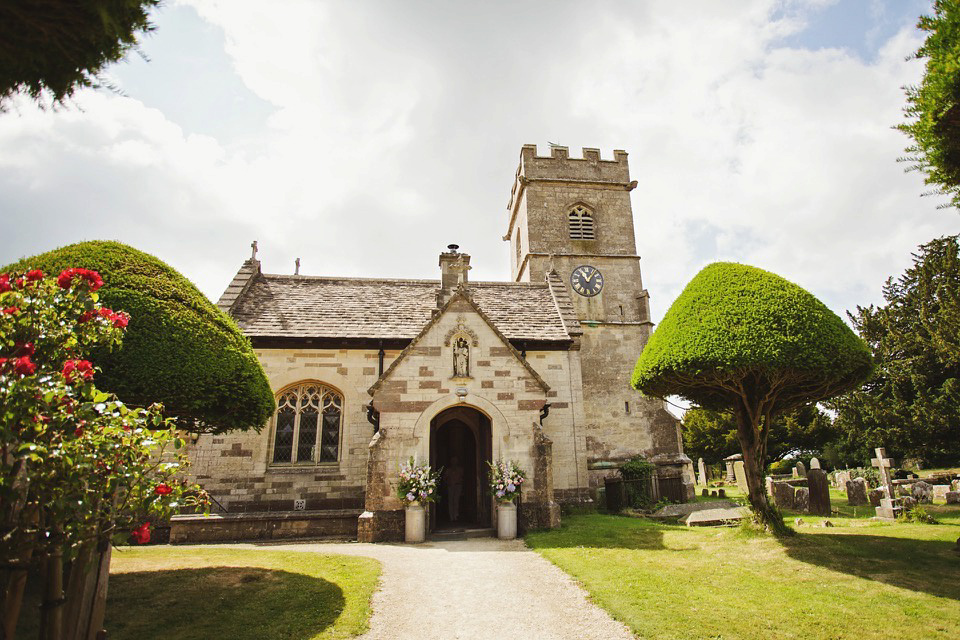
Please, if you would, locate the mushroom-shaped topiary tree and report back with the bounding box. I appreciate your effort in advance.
[4,241,275,433]
[632,263,872,534]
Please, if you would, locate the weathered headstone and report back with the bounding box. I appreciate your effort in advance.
[868,488,884,507]
[901,496,918,511]
[717,489,726,498]
[795,461,807,478]
[792,467,799,478]
[952,479,960,492]
[846,478,868,506]
[872,447,902,521]
[834,470,851,488]
[771,481,795,510]
[933,485,950,501]
[946,491,960,505]
[807,469,831,516]
[734,461,748,493]
[701,488,709,497]
[794,487,810,513]
[912,481,933,504]
[697,458,708,486]
[723,453,741,483]
[765,476,774,496]
[810,457,821,470]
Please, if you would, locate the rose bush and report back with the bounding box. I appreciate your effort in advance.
[0,268,208,640]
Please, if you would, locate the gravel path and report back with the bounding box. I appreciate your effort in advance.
[215,537,633,640]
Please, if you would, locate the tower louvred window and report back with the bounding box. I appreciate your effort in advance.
[568,206,595,240]
[271,383,342,464]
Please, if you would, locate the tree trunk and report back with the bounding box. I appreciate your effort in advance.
[39,546,63,640]
[1,502,38,640]
[734,406,791,536]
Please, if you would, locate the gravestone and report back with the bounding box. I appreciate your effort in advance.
[901,496,918,510]
[868,488,884,507]
[912,481,933,504]
[771,482,795,510]
[947,491,960,505]
[810,457,821,470]
[734,461,748,493]
[697,458,708,486]
[765,476,774,496]
[834,470,851,489]
[701,488,709,497]
[952,479,960,492]
[794,487,810,513]
[846,478,868,506]
[795,461,807,478]
[807,469,831,516]
[934,485,950,500]
[717,489,726,498]
[872,447,902,521]
[792,467,799,479]
[723,454,741,483]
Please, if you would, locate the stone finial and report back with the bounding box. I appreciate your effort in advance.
[250,240,258,260]
[295,257,300,275]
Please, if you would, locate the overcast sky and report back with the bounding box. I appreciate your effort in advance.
[1,0,957,324]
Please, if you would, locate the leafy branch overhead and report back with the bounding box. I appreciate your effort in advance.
[899,0,960,208]
[0,0,160,107]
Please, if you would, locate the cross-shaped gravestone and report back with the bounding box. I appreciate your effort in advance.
[871,447,895,498]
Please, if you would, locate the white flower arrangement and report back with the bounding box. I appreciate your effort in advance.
[488,459,525,503]
[396,457,441,505]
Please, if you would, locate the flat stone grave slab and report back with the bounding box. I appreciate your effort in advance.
[652,500,739,518]
[682,507,749,527]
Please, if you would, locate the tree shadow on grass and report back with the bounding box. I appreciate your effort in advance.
[781,533,960,601]
[526,514,681,551]
[104,567,344,640]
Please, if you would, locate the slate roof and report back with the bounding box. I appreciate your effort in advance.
[221,265,579,343]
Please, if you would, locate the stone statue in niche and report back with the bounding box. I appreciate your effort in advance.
[453,336,469,377]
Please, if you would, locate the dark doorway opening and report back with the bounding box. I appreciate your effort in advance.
[429,406,492,531]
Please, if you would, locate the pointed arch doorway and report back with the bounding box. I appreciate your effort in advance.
[429,406,492,532]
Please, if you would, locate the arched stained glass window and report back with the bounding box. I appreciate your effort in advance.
[568,205,595,240]
[271,383,342,464]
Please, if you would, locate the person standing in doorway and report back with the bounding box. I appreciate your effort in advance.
[444,457,465,522]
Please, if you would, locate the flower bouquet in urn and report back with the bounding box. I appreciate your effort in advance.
[396,457,440,505]
[488,460,525,503]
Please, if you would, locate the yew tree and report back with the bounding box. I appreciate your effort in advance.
[633,263,872,534]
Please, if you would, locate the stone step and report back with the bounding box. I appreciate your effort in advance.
[430,527,495,541]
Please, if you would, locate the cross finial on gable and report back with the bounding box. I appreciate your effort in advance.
[251,240,259,260]
[450,254,472,285]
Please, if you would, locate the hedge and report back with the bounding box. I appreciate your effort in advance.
[632,262,873,410]
[5,241,274,433]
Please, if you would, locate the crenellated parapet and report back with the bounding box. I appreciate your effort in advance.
[507,145,634,212]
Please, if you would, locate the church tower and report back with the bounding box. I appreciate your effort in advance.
[505,144,685,483]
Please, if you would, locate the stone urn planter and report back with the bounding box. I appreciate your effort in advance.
[497,501,517,540]
[405,502,426,543]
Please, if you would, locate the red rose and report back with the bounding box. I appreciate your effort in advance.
[0,358,7,367]
[131,523,151,545]
[154,483,173,496]
[2,307,19,315]
[62,359,94,383]
[74,426,84,437]
[57,268,103,292]
[77,310,96,323]
[14,356,35,376]
[111,311,130,328]
[0,274,10,293]
[24,270,44,282]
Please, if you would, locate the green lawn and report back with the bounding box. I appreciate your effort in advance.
[18,547,380,640]
[528,502,960,639]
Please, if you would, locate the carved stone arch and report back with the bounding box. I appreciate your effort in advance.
[411,394,513,460]
[443,315,480,347]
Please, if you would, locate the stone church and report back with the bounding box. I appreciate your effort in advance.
[177,144,692,543]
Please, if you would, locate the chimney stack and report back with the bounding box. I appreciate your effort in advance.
[437,244,471,308]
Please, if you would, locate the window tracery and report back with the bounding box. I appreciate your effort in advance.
[568,205,595,240]
[272,383,342,464]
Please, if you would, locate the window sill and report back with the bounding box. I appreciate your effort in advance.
[266,463,341,475]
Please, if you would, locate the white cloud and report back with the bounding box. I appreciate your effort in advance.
[0,0,955,325]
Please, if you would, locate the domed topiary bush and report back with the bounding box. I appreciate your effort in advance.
[632,262,872,533]
[5,241,274,433]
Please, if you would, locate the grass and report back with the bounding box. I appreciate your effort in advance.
[527,497,960,640]
[17,547,380,640]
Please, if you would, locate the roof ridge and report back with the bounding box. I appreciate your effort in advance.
[546,270,583,337]
[261,274,441,285]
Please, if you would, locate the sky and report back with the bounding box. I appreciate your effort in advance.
[1,0,957,325]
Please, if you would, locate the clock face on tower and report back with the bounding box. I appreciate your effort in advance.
[571,265,603,297]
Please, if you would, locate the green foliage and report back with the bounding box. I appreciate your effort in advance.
[0,1,161,106]
[832,236,960,467]
[4,241,274,433]
[898,1,960,208]
[898,506,940,525]
[768,458,794,475]
[682,404,837,465]
[632,263,873,413]
[619,456,655,481]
